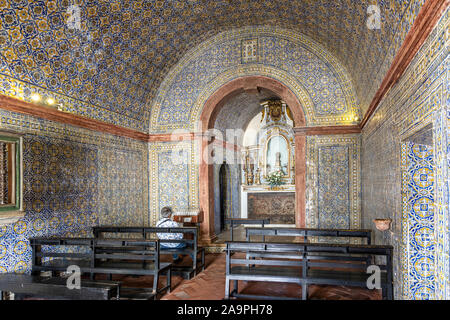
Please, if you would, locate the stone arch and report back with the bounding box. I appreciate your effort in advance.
[199,75,306,129]
[198,75,306,243]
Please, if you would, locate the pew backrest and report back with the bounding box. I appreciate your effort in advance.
[92,226,205,279]
[245,227,372,244]
[92,226,199,252]
[226,241,393,278]
[225,219,270,241]
[30,237,161,272]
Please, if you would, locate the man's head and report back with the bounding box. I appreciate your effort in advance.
[160,206,173,219]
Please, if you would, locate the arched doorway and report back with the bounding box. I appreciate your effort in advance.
[198,76,307,244]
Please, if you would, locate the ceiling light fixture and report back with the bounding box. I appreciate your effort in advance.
[31,93,41,102]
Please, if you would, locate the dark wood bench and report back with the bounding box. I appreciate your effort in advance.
[92,226,205,279]
[225,241,393,300]
[0,273,120,300]
[225,218,270,241]
[245,227,373,269]
[30,237,171,300]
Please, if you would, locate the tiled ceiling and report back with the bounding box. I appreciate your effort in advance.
[0,0,423,128]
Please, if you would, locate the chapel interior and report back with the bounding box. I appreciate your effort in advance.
[0,0,449,301]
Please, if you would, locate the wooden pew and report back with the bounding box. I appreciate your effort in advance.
[0,273,119,300]
[225,242,304,300]
[225,241,393,300]
[225,218,270,241]
[92,226,205,279]
[245,227,373,269]
[30,237,171,300]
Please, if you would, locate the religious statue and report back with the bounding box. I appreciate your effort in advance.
[247,163,254,185]
[244,153,254,185]
[242,153,248,185]
[255,167,261,185]
[274,152,282,172]
[266,135,288,176]
[267,99,283,122]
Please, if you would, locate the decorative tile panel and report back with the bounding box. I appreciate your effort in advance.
[149,140,198,226]
[241,39,258,63]
[318,145,350,229]
[401,142,435,300]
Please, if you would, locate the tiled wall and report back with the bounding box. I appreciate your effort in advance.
[0,109,148,273]
[361,9,449,299]
[433,107,450,299]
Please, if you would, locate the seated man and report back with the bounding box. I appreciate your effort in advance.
[156,206,188,261]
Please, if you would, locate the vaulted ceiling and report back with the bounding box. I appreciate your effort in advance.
[0,0,423,131]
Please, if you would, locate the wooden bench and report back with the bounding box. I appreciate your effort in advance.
[92,226,205,279]
[225,218,270,241]
[30,237,171,300]
[0,273,120,300]
[245,227,373,269]
[225,241,393,300]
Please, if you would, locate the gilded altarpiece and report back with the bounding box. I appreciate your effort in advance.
[241,100,296,224]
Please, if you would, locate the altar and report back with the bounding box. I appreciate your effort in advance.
[240,99,296,226]
[241,186,296,225]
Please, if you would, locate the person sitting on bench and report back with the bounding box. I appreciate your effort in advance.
[156,207,193,262]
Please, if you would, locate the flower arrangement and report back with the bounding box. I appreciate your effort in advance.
[266,170,285,188]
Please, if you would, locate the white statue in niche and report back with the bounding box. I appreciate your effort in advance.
[272,152,281,172]
[266,135,288,175]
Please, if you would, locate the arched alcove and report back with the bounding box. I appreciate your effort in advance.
[198,76,306,243]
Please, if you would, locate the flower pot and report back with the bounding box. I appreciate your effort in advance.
[373,219,392,231]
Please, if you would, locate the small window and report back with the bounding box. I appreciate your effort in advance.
[0,133,22,212]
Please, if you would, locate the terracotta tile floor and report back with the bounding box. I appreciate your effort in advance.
[111,253,381,300]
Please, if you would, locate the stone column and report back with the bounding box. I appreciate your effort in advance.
[294,133,306,227]
[198,133,218,244]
